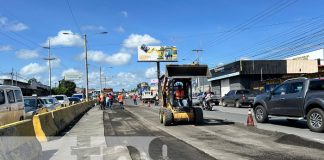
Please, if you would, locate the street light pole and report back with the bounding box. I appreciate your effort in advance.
[84,34,90,101]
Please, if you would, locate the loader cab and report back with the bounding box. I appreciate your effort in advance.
[168,78,192,107]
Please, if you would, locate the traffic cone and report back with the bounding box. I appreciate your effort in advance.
[247,109,255,126]
[148,101,151,107]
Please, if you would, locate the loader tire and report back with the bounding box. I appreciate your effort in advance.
[194,107,204,125]
[163,109,173,126]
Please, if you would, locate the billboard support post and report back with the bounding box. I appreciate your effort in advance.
[157,62,161,98]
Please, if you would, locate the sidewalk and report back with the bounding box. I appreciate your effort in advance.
[41,106,132,160]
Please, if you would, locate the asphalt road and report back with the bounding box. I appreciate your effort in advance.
[103,108,215,160]
[131,99,324,144]
[204,105,324,144]
[123,103,324,160]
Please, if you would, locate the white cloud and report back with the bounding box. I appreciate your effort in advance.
[16,49,39,59]
[19,63,47,75]
[115,26,125,33]
[46,30,83,47]
[0,16,28,32]
[0,45,12,52]
[86,50,107,62]
[123,34,160,48]
[48,58,61,68]
[145,67,157,78]
[121,11,128,18]
[81,25,105,31]
[81,50,132,66]
[105,52,131,65]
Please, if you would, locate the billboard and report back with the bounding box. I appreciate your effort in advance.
[64,73,82,80]
[150,79,158,85]
[138,45,177,62]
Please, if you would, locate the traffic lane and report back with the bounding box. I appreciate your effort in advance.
[203,106,324,144]
[103,107,215,160]
[125,105,324,160]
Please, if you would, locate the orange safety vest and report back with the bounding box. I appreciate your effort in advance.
[175,90,184,99]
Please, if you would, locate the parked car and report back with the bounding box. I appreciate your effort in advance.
[23,96,48,119]
[221,90,256,107]
[39,96,61,110]
[0,85,25,125]
[253,77,324,132]
[52,95,70,106]
[72,93,84,101]
[68,97,81,105]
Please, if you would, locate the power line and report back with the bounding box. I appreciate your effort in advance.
[205,0,298,49]
[65,0,82,34]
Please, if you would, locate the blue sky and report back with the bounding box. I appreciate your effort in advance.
[0,0,323,91]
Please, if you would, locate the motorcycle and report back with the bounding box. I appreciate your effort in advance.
[202,98,213,111]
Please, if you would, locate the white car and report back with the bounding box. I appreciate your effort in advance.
[52,95,70,106]
[0,85,25,125]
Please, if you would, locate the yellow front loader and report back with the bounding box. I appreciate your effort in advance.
[159,64,209,126]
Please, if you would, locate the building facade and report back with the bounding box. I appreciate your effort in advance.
[208,60,318,97]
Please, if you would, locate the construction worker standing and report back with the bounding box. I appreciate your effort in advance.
[99,93,105,110]
[175,85,185,106]
[117,93,124,110]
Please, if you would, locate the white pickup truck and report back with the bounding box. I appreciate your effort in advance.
[141,91,156,103]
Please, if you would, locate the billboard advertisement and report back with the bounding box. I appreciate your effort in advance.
[150,78,158,86]
[138,45,177,62]
[64,73,82,80]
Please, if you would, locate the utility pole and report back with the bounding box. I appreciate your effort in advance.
[43,40,56,95]
[157,62,161,97]
[11,68,13,86]
[15,72,17,86]
[99,66,102,91]
[84,34,89,101]
[105,76,107,88]
[192,49,203,64]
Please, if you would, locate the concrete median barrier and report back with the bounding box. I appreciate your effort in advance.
[33,101,95,142]
[0,120,42,160]
[33,112,59,142]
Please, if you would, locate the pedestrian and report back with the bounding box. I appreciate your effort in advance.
[132,94,138,105]
[108,93,114,110]
[117,93,124,110]
[155,94,159,106]
[105,94,109,110]
[99,93,104,110]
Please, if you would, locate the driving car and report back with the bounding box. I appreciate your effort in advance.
[72,93,84,101]
[23,96,48,119]
[52,95,70,106]
[68,97,81,105]
[39,96,61,110]
[0,85,25,125]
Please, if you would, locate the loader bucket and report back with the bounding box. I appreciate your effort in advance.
[166,64,208,77]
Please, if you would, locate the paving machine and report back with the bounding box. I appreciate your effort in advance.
[159,64,209,126]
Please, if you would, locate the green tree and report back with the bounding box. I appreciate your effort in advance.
[52,79,76,96]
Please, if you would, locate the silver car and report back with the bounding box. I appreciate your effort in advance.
[39,97,61,111]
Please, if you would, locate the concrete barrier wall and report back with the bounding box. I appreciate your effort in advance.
[33,101,94,142]
[0,101,95,159]
[0,120,42,160]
